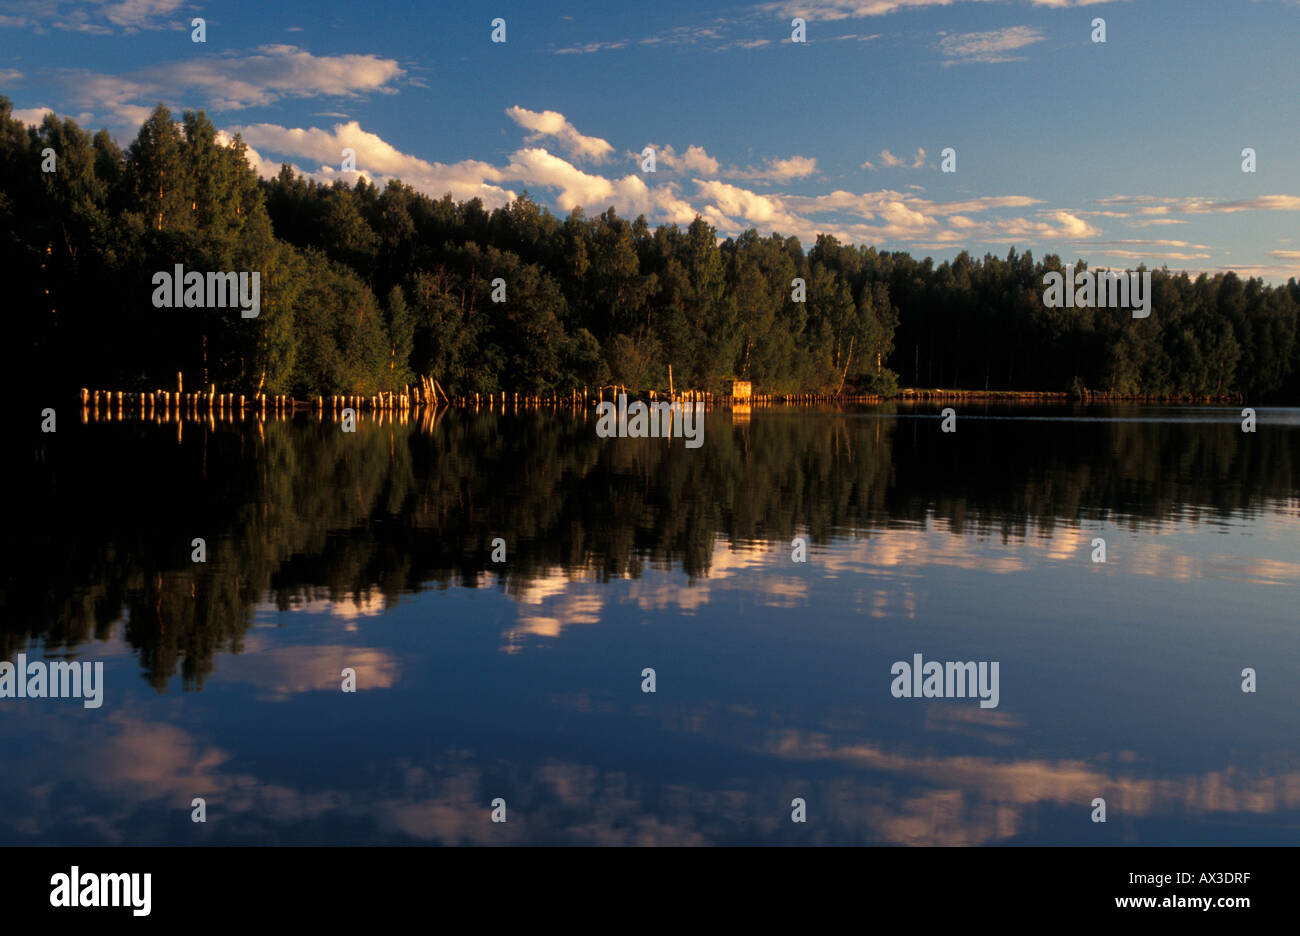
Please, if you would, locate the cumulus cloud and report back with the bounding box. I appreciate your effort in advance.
[11,105,53,125]
[505,106,614,162]
[644,146,815,183]
[503,148,701,222]
[221,105,1111,259]
[684,181,1089,247]
[694,179,806,228]
[505,147,623,211]
[870,147,927,169]
[987,210,1100,241]
[65,44,406,121]
[728,155,819,182]
[235,121,446,178]
[643,143,722,175]
[226,121,515,206]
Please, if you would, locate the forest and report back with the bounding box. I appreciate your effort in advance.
[6,98,1300,402]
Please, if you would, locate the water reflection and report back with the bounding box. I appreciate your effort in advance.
[4,405,1298,843]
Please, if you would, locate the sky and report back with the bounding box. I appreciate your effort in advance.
[2,0,1299,281]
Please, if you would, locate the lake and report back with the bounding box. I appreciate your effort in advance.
[5,402,1299,844]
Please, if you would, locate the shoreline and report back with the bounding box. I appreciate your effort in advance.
[58,385,1251,413]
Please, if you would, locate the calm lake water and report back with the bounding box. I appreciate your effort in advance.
[5,403,1299,845]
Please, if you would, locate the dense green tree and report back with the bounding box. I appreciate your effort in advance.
[5,98,1300,402]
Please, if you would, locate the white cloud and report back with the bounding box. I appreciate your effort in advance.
[0,0,186,32]
[226,122,515,206]
[505,106,614,162]
[783,189,1039,217]
[640,25,723,46]
[767,0,995,19]
[505,147,620,211]
[66,45,406,120]
[765,0,1112,20]
[221,107,1112,258]
[551,23,773,55]
[1096,195,1300,215]
[694,179,805,227]
[507,148,703,220]
[713,37,774,51]
[11,105,53,125]
[990,210,1100,240]
[727,155,819,181]
[553,39,631,55]
[1089,249,1211,261]
[939,26,1046,64]
[644,145,813,182]
[0,67,22,82]
[100,0,185,28]
[645,143,722,175]
[1089,238,1212,250]
[872,147,927,169]
[1155,262,1300,283]
[503,148,699,221]
[235,121,440,177]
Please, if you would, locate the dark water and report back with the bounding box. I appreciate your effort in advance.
[5,403,1299,845]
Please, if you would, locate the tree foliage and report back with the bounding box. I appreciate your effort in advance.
[6,98,1300,401]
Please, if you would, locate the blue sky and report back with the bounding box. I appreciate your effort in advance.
[3,0,1299,280]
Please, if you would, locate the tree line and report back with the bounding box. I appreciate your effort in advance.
[5,98,1300,401]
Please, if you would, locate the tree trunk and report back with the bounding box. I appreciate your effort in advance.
[836,335,854,397]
